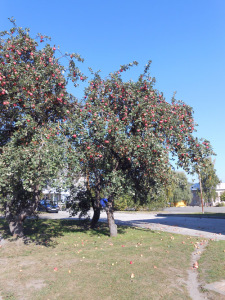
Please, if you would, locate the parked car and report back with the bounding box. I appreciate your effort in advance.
[38,199,59,213]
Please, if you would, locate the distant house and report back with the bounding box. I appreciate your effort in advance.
[190,183,225,206]
[42,176,86,205]
[42,187,70,204]
[215,183,225,202]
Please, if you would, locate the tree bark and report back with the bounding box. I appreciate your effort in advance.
[198,167,204,214]
[90,206,101,228]
[5,204,26,238]
[105,198,117,237]
[90,174,101,228]
[8,218,25,238]
[5,185,41,238]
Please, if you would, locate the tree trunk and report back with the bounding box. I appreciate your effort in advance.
[105,198,117,237]
[5,205,26,238]
[90,175,101,228]
[198,167,204,214]
[5,185,41,238]
[9,218,24,238]
[90,206,101,228]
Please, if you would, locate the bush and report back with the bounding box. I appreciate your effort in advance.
[216,202,225,207]
[114,194,135,211]
[114,191,167,211]
[220,192,225,202]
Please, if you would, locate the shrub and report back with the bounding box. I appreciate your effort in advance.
[216,202,225,207]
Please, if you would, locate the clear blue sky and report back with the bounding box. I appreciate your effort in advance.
[1,0,225,182]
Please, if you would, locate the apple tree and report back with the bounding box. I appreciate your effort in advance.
[67,61,213,236]
[0,19,83,237]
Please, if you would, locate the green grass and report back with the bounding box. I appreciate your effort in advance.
[198,239,225,284]
[0,219,221,300]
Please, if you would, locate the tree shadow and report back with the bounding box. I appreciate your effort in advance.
[0,218,127,247]
[110,214,225,237]
[0,218,11,239]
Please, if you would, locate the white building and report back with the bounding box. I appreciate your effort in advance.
[42,187,70,203]
[190,182,225,206]
[42,176,86,205]
[215,183,225,202]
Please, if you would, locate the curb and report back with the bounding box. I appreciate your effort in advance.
[157,213,225,219]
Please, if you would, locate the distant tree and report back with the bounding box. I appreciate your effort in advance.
[180,135,216,212]
[198,158,220,204]
[169,172,192,205]
[220,191,225,202]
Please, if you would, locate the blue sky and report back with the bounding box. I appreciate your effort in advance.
[1,0,225,182]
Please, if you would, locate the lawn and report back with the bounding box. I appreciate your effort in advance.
[199,239,225,284]
[0,219,224,300]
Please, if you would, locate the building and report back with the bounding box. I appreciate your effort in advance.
[42,187,70,204]
[215,183,225,202]
[42,176,86,206]
[190,182,225,206]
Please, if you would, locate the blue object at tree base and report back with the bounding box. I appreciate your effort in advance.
[100,198,108,208]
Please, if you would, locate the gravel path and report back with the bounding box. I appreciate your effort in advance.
[187,240,208,300]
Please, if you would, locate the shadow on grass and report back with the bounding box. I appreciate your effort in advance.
[0,218,127,247]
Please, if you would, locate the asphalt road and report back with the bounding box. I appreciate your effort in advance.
[39,206,225,240]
